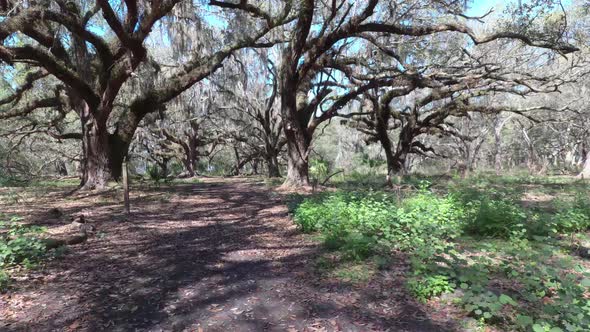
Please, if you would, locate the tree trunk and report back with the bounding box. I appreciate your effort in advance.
[388,122,415,182]
[233,147,241,176]
[493,134,502,175]
[157,157,170,178]
[280,73,311,187]
[384,149,403,187]
[459,144,472,179]
[374,103,401,187]
[80,116,129,190]
[231,153,255,176]
[381,141,408,187]
[184,159,196,177]
[267,155,281,178]
[252,159,259,175]
[187,133,199,177]
[81,118,112,190]
[377,129,401,187]
[182,147,197,177]
[56,160,68,176]
[493,115,511,175]
[519,124,539,174]
[284,130,311,187]
[579,151,590,179]
[469,134,488,176]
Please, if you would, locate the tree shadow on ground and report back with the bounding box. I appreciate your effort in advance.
[1,179,457,332]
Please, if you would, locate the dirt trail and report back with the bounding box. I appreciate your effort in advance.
[0,178,455,331]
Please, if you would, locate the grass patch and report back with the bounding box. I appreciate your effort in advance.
[167,177,204,185]
[0,174,29,187]
[29,178,81,188]
[314,253,377,284]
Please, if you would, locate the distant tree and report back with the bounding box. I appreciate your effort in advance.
[214,51,284,177]
[354,35,577,185]
[226,0,577,187]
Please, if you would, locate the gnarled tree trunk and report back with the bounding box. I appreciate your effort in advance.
[81,117,112,190]
[80,126,129,190]
[284,130,311,187]
[282,98,311,187]
[374,105,398,187]
[183,142,198,177]
[184,128,201,177]
[80,102,139,190]
[388,121,416,181]
[280,58,311,188]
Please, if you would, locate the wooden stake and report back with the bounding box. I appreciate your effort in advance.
[123,157,130,214]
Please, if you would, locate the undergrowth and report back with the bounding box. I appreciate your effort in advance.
[0,217,49,292]
[291,177,590,331]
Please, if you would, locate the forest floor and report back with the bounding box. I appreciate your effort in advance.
[0,177,458,332]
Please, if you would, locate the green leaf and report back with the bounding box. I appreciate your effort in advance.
[483,312,492,319]
[581,278,590,287]
[460,282,469,289]
[499,294,515,305]
[474,309,482,315]
[532,324,544,332]
[516,315,533,326]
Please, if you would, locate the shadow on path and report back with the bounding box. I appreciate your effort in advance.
[1,179,457,331]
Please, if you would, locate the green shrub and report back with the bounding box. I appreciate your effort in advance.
[332,171,385,190]
[0,175,27,187]
[414,237,590,331]
[328,232,377,260]
[553,209,590,233]
[309,159,330,183]
[0,218,48,291]
[0,269,8,292]
[407,274,455,302]
[552,194,590,233]
[393,191,464,248]
[0,218,47,267]
[293,188,465,259]
[292,176,590,331]
[294,191,395,258]
[465,197,527,237]
[449,186,528,238]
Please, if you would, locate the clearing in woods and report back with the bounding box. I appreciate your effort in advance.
[0,178,457,332]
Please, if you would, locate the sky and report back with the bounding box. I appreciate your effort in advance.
[467,0,508,16]
[467,0,573,16]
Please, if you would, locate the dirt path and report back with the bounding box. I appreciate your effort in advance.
[0,178,456,331]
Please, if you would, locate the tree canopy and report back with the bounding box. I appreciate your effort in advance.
[0,0,587,187]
